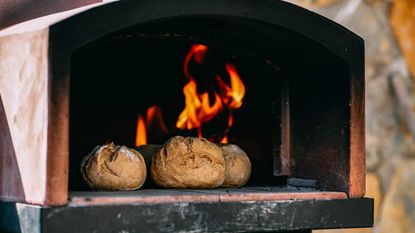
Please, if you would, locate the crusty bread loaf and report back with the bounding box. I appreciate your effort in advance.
[221,144,251,187]
[151,136,225,188]
[81,143,147,190]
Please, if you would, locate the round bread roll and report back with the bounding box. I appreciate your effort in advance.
[221,144,251,187]
[81,143,147,190]
[151,136,225,188]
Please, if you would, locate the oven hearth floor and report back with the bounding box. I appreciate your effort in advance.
[0,187,373,233]
[69,186,348,206]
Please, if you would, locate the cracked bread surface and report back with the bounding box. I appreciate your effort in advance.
[81,143,147,190]
[151,136,225,188]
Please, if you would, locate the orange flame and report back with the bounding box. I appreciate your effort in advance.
[146,105,168,133]
[225,63,246,109]
[216,64,246,110]
[177,44,224,135]
[175,80,223,132]
[136,44,245,145]
[135,105,168,146]
[184,44,208,79]
[221,135,229,144]
[176,44,246,142]
[135,115,147,146]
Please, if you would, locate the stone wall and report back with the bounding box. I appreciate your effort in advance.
[284,0,415,232]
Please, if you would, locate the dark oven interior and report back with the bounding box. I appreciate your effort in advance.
[69,16,350,193]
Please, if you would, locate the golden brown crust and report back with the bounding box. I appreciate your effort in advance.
[81,143,147,191]
[151,136,225,188]
[221,144,251,188]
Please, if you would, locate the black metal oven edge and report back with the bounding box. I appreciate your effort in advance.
[0,198,373,233]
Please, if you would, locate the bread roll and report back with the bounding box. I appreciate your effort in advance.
[81,143,147,190]
[151,136,225,188]
[221,144,251,187]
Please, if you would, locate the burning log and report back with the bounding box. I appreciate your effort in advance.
[220,144,251,188]
[81,143,147,191]
[150,136,225,188]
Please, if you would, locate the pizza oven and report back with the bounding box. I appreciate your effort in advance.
[0,0,372,232]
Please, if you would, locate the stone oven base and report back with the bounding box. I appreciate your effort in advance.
[0,188,373,233]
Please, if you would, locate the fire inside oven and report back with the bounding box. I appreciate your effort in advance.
[69,17,350,192]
